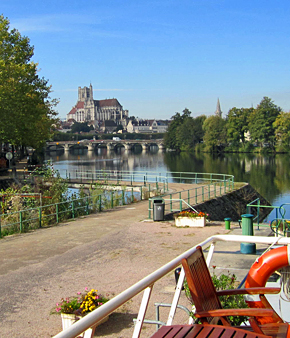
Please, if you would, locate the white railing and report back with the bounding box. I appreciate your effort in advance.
[52,235,290,338]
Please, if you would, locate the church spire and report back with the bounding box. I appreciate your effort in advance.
[215,98,222,117]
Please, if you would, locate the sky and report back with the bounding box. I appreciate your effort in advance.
[2,0,290,120]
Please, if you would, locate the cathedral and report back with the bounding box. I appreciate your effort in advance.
[66,84,129,127]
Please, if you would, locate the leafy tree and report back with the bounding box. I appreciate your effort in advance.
[192,115,207,144]
[71,122,93,133]
[176,116,195,151]
[226,107,253,147]
[248,97,281,148]
[203,115,227,152]
[0,15,58,151]
[273,112,290,151]
[163,112,184,150]
[175,114,206,151]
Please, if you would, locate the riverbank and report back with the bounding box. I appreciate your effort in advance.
[0,188,273,338]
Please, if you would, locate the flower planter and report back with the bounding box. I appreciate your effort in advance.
[61,313,109,338]
[175,216,206,228]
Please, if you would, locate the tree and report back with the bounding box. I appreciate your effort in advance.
[0,15,58,151]
[226,107,253,147]
[163,111,185,150]
[248,97,281,148]
[71,122,93,134]
[273,112,290,150]
[203,115,227,152]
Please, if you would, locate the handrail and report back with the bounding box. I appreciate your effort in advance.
[148,179,233,219]
[52,234,290,338]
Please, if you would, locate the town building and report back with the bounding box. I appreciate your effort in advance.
[66,84,129,129]
[126,119,168,133]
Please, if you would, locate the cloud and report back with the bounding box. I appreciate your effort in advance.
[10,13,105,33]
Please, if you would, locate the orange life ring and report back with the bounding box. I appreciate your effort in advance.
[245,245,289,324]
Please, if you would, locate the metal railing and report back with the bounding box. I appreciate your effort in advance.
[148,179,233,219]
[52,234,290,338]
[2,170,234,236]
[0,187,145,236]
[246,199,290,235]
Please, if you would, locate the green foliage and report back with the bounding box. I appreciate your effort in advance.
[203,116,227,153]
[248,97,281,149]
[0,15,58,150]
[184,269,248,326]
[226,107,253,146]
[273,112,290,151]
[164,109,206,151]
[71,122,94,134]
[54,289,109,315]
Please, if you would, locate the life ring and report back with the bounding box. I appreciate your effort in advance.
[245,245,290,324]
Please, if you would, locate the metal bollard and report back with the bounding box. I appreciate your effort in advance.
[240,214,256,254]
[224,217,231,230]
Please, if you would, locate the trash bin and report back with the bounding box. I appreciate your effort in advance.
[153,198,165,221]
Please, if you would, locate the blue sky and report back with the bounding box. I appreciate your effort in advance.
[2,0,290,120]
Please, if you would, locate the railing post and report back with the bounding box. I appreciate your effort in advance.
[170,194,172,212]
[99,195,102,211]
[208,184,210,199]
[202,186,204,202]
[179,192,182,211]
[39,207,42,228]
[140,186,142,201]
[19,211,23,232]
[72,200,75,218]
[56,204,59,223]
[86,197,89,215]
[111,191,114,208]
[0,215,2,238]
[148,199,152,219]
[195,188,197,204]
[214,182,216,197]
[188,190,190,204]
[131,188,134,203]
[122,190,125,205]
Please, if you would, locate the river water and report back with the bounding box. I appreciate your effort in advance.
[45,147,290,221]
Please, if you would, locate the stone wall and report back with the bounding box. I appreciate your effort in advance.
[193,183,272,222]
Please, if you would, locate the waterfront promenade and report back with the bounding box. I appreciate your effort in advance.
[0,175,272,338]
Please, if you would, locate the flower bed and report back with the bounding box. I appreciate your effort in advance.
[174,210,209,227]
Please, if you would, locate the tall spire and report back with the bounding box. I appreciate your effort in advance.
[215,98,222,117]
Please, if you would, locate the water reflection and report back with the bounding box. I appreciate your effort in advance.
[46,149,290,220]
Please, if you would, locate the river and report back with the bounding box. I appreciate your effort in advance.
[45,147,290,221]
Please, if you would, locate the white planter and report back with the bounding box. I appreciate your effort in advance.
[61,313,77,331]
[61,313,109,338]
[175,216,206,227]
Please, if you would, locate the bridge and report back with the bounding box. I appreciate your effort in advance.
[46,139,166,152]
